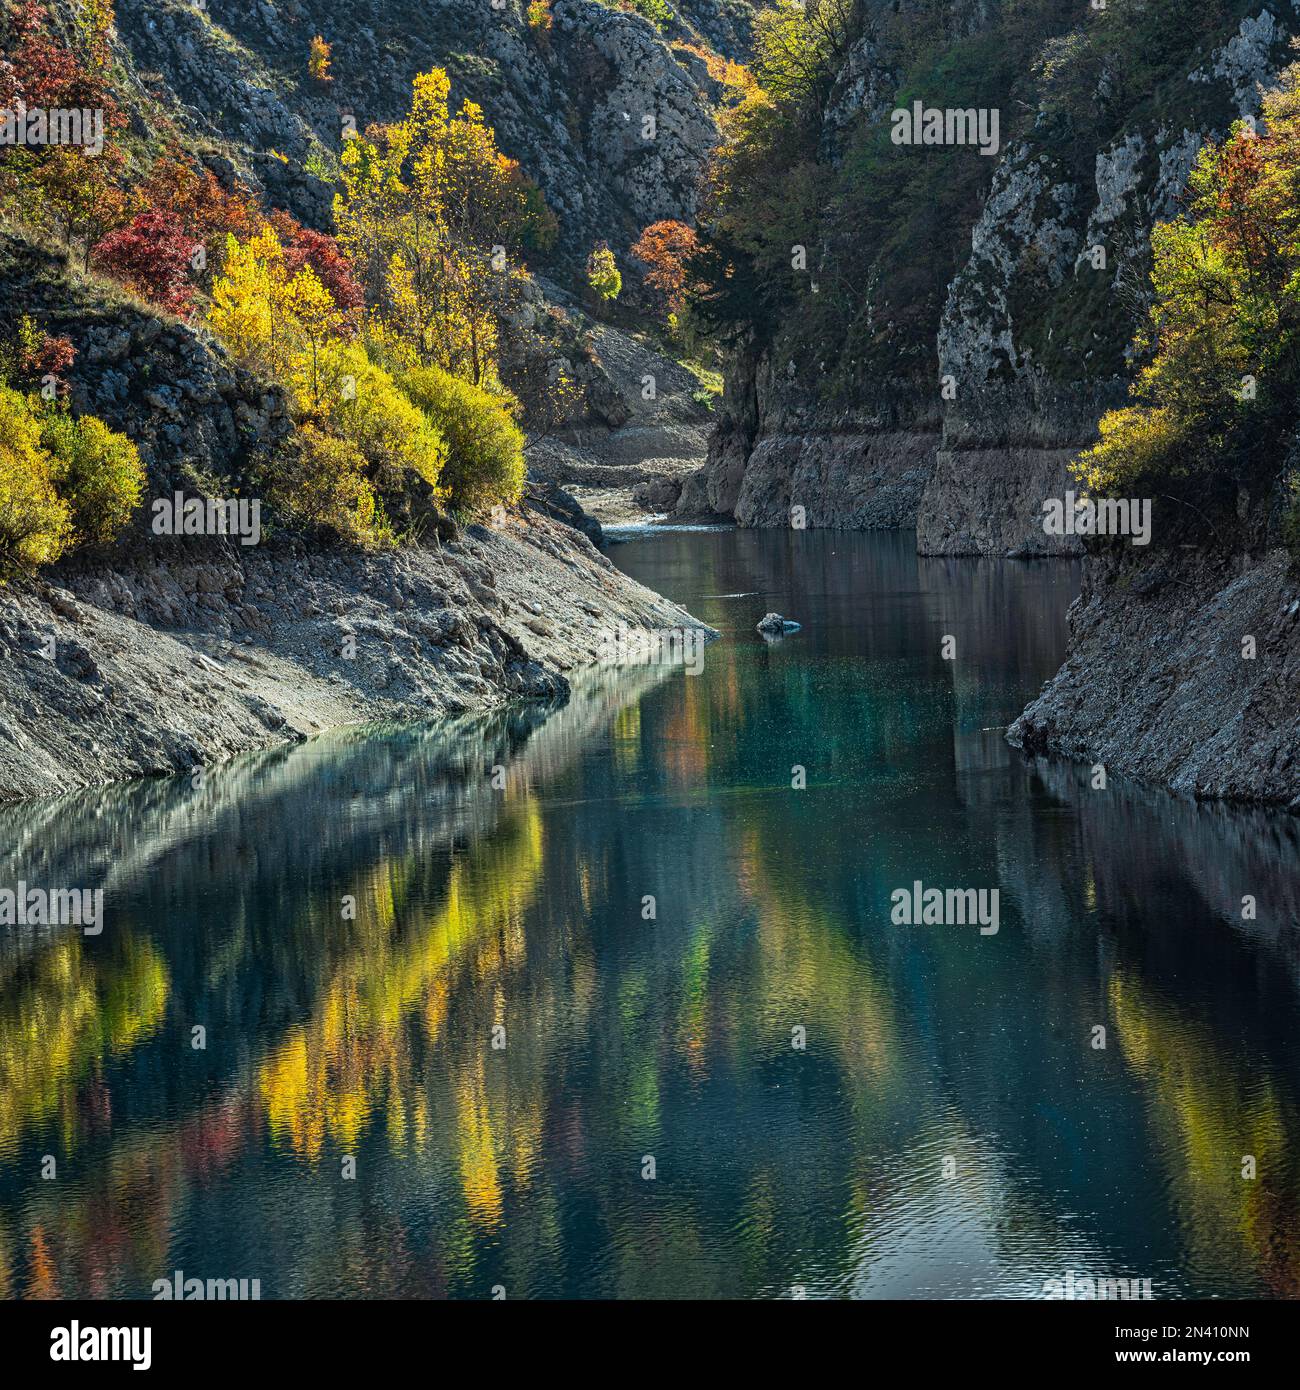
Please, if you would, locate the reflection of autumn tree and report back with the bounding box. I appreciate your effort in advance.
[0,935,168,1159]
[1109,968,1300,1295]
[0,677,663,1299]
[257,802,546,1181]
[735,826,902,1094]
[2,1093,256,1299]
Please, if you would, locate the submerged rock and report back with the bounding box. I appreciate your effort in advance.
[756,612,800,637]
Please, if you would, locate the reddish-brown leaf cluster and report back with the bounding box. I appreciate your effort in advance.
[8,0,125,135]
[25,329,75,380]
[140,154,264,247]
[92,210,202,316]
[630,219,700,323]
[13,324,76,389]
[268,209,366,320]
[4,7,366,327]
[1213,131,1276,273]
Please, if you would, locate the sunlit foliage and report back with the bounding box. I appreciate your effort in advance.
[586,242,621,303]
[334,68,550,385]
[1078,55,1300,516]
[0,382,142,568]
[399,364,524,510]
[39,406,146,547]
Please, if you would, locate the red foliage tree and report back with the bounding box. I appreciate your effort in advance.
[4,314,75,392]
[8,0,123,131]
[268,209,365,321]
[630,219,700,325]
[4,1,133,260]
[24,329,75,384]
[141,155,264,246]
[92,210,201,316]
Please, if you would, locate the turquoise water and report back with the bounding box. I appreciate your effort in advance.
[2,527,1299,1299]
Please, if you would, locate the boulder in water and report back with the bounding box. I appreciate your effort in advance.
[756,612,800,637]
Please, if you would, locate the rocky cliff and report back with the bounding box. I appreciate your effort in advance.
[1010,540,1300,805]
[110,0,743,263]
[680,1,1297,557]
[666,0,1300,807]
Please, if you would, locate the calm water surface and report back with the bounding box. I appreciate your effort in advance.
[3,528,1300,1299]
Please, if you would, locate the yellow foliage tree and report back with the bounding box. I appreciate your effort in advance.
[209,228,446,541]
[334,68,531,385]
[208,227,289,378]
[308,35,333,84]
[0,386,72,569]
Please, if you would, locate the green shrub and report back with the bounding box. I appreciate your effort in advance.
[0,385,73,570]
[308,342,447,495]
[39,409,145,546]
[586,244,622,303]
[398,364,525,511]
[630,0,673,31]
[267,425,388,546]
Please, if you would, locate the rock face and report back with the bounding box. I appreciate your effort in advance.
[1010,546,1300,803]
[525,313,716,525]
[916,448,1083,557]
[728,432,934,530]
[550,0,721,244]
[112,0,736,258]
[0,236,287,503]
[684,6,1300,554]
[0,505,712,802]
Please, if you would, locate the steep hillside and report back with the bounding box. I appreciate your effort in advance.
[680,0,1294,553]
[109,0,747,265]
[0,240,711,800]
[0,3,720,800]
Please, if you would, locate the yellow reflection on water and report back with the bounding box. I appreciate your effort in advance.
[256,798,547,1238]
[1109,967,1300,1295]
[0,935,169,1159]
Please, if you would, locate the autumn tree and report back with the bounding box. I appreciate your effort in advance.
[140,154,264,270]
[8,0,119,114]
[3,0,134,262]
[752,0,860,126]
[1077,58,1300,511]
[334,68,542,384]
[208,226,304,380]
[208,226,449,533]
[398,364,524,508]
[631,220,699,329]
[267,211,366,322]
[308,35,333,84]
[1,314,75,394]
[0,385,71,569]
[283,263,345,409]
[40,407,146,547]
[0,378,143,570]
[93,210,201,315]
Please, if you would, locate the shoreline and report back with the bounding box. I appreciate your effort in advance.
[0,508,715,805]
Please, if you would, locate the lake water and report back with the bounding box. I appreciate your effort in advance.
[2,527,1300,1299]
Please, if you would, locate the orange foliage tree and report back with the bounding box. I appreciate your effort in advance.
[308,35,333,84]
[630,219,699,328]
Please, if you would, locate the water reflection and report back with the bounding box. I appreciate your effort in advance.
[1,528,1298,1299]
